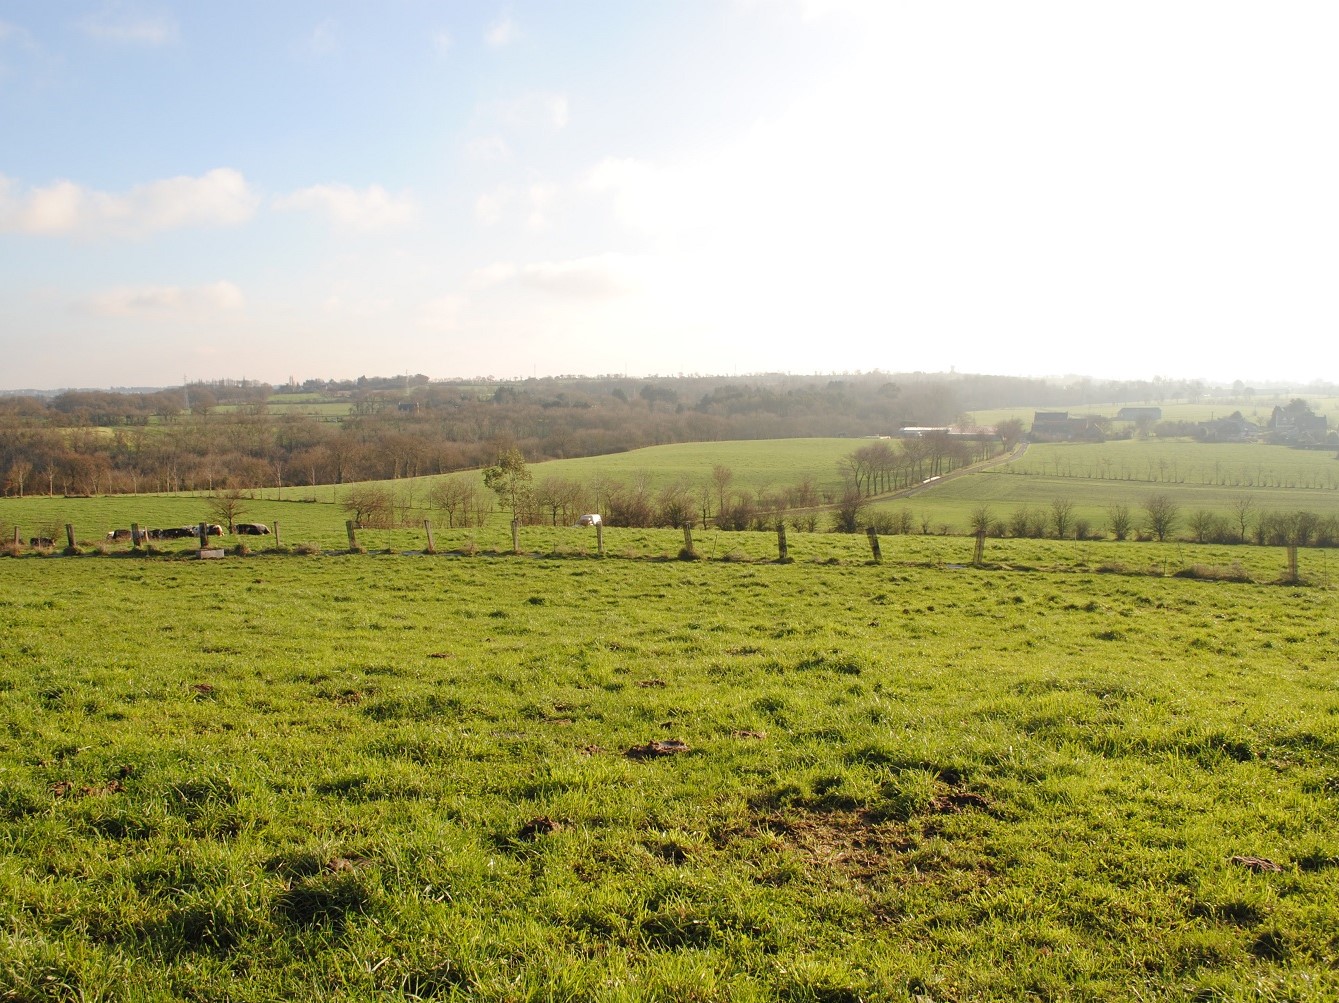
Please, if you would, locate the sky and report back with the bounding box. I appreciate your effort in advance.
[1,1,1336,392]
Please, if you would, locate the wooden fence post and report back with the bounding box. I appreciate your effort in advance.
[511,518,521,555]
[866,526,882,563]
[973,530,985,566]
[424,520,435,555]
[198,522,208,549]
[12,527,19,546]
[596,522,605,557]
[131,522,142,549]
[1287,544,1299,583]
[777,522,788,562]
[346,520,358,551]
[273,521,280,549]
[682,524,695,558]
[65,524,75,550]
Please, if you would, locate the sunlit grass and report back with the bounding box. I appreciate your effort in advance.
[1,557,1336,999]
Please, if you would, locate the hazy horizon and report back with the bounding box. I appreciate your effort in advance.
[3,2,1336,390]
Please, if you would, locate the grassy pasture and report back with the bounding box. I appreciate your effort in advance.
[4,434,1339,556]
[1000,442,1339,491]
[1,556,1336,1000]
[443,438,858,498]
[3,490,1335,585]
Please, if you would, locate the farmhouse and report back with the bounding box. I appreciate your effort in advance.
[1198,412,1259,443]
[1268,402,1328,445]
[1115,406,1162,423]
[1029,411,1105,443]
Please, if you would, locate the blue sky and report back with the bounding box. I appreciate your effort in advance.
[1,1,1336,391]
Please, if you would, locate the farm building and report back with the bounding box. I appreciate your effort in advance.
[1268,401,1328,445]
[1029,411,1105,443]
[1198,412,1259,443]
[1115,406,1162,422]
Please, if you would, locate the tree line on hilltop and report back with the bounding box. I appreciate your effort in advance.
[0,371,1310,499]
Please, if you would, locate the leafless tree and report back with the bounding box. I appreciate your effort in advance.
[1106,503,1132,541]
[1143,493,1179,541]
[1050,497,1075,539]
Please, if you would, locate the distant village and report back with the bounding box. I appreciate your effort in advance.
[1023,399,1332,447]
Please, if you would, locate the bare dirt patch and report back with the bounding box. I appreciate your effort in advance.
[625,739,690,760]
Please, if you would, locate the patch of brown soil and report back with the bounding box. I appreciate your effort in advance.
[1231,855,1283,873]
[625,739,690,760]
[518,816,562,840]
[759,809,911,885]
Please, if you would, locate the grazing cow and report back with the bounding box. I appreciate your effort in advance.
[234,522,271,535]
[577,514,602,527]
[29,537,54,547]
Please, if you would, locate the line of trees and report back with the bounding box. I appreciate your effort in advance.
[8,368,1288,501]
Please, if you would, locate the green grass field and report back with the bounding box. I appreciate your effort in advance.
[448,439,859,497]
[5,429,1339,552]
[1,554,1336,1000]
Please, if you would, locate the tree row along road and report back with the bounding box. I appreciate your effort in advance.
[878,442,1029,502]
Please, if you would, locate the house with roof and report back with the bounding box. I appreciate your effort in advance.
[1198,412,1259,443]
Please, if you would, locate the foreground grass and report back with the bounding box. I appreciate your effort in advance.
[1,556,1337,1000]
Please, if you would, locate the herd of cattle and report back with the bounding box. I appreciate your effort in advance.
[105,523,270,542]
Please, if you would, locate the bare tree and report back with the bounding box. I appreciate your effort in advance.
[343,485,394,528]
[1230,495,1255,543]
[1143,493,1179,542]
[1189,509,1227,544]
[970,505,993,535]
[1050,497,1075,539]
[656,482,695,528]
[710,464,734,521]
[1106,503,1132,541]
[208,488,247,533]
[832,487,865,533]
[996,417,1026,451]
[428,475,474,528]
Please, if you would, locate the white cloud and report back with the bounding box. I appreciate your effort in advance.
[525,182,557,230]
[468,255,638,298]
[467,262,519,289]
[273,183,419,229]
[472,182,559,229]
[489,92,569,133]
[486,15,517,47]
[0,19,35,46]
[466,136,510,162]
[416,293,467,332]
[75,7,178,45]
[80,280,244,318]
[474,190,507,226]
[517,255,637,298]
[0,168,258,237]
[432,30,453,55]
[302,18,340,56]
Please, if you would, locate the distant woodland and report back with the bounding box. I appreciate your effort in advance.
[0,371,1304,497]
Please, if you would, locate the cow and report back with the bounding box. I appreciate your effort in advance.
[204,524,223,537]
[29,537,54,548]
[235,523,271,535]
[108,529,133,541]
[576,514,602,527]
[154,527,196,539]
